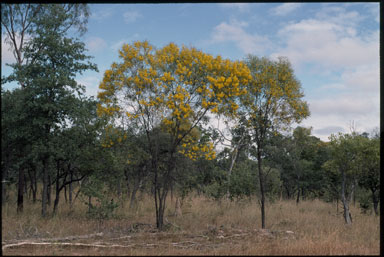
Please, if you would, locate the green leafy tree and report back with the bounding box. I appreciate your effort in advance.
[4,4,97,217]
[239,55,310,228]
[357,134,380,215]
[324,132,361,224]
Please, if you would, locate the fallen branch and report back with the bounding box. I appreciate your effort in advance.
[39,232,104,242]
[2,232,104,251]
[2,241,131,251]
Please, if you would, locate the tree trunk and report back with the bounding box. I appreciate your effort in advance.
[17,167,25,214]
[27,168,37,203]
[88,196,92,213]
[279,185,283,201]
[53,188,60,215]
[227,135,244,196]
[371,189,379,216]
[257,150,266,229]
[296,186,300,205]
[47,174,51,206]
[69,172,73,208]
[2,153,10,205]
[129,178,142,209]
[124,170,131,201]
[157,187,168,230]
[53,161,60,215]
[117,180,122,199]
[340,170,352,224]
[64,185,67,203]
[24,173,28,196]
[174,196,182,217]
[284,184,291,199]
[42,158,49,217]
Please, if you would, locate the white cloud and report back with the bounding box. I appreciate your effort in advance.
[91,7,114,21]
[315,5,363,27]
[304,91,379,141]
[110,34,140,52]
[85,37,108,53]
[123,10,142,24]
[341,65,379,93]
[77,76,102,97]
[219,3,251,12]
[209,19,271,55]
[270,3,302,16]
[309,94,377,117]
[271,18,379,70]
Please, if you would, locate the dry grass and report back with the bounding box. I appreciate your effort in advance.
[2,190,380,255]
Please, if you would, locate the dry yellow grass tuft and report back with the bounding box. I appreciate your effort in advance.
[2,191,379,255]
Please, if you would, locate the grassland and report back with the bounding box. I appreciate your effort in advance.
[2,191,380,255]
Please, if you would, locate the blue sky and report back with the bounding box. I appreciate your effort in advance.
[1,3,380,141]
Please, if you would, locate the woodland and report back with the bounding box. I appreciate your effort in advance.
[1,4,380,255]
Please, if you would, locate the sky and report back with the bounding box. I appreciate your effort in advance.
[1,3,380,141]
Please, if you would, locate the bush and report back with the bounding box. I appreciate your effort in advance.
[87,197,119,220]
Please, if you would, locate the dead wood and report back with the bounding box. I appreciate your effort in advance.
[2,241,131,250]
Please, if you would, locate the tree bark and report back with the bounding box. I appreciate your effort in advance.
[371,189,379,216]
[2,153,10,205]
[47,174,51,206]
[17,167,25,214]
[174,196,182,217]
[42,158,48,217]
[227,134,245,196]
[27,168,37,203]
[296,186,300,205]
[53,161,61,215]
[257,149,266,229]
[69,172,73,207]
[340,169,352,224]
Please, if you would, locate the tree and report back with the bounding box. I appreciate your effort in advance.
[1,4,90,86]
[51,97,102,215]
[1,88,32,209]
[239,55,310,228]
[1,4,43,77]
[324,132,361,224]
[97,40,251,230]
[4,4,97,217]
[357,134,380,215]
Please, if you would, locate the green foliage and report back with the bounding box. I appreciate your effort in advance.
[203,167,227,200]
[87,197,119,220]
[356,187,372,214]
[81,176,119,220]
[228,160,257,200]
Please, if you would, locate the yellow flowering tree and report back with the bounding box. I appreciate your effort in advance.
[240,55,310,229]
[97,40,251,230]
